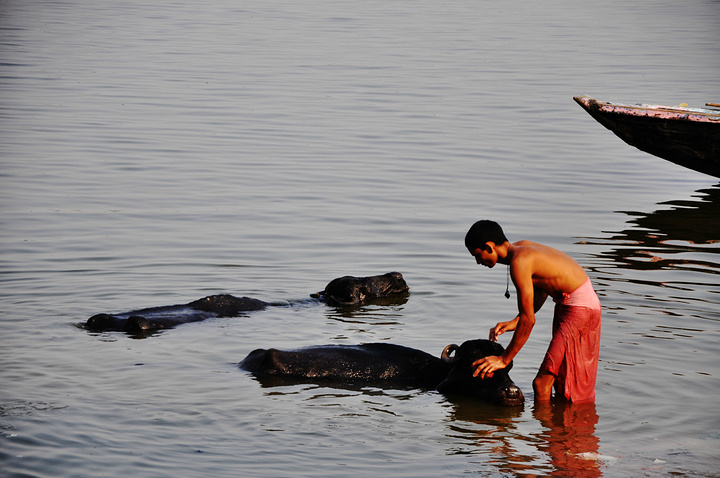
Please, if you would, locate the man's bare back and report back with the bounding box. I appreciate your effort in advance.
[509,240,588,300]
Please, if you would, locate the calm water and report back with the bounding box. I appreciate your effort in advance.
[1,1,719,476]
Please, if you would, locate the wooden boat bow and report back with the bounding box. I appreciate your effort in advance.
[574,95,720,178]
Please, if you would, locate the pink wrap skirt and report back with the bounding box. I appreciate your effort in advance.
[540,278,601,402]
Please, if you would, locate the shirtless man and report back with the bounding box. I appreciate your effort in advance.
[465,220,601,402]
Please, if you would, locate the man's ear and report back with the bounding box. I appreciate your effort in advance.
[484,241,495,253]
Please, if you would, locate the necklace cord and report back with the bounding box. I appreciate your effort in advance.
[505,266,511,299]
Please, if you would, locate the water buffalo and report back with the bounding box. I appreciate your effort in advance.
[239,339,524,406]
[311,271,409,306]
[84,272,409,333]
[435,339,524,406]
[85,294,268,333]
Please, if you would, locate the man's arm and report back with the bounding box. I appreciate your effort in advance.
[499,262,537,363]
[488,288,547,341]
[474,259,542,378]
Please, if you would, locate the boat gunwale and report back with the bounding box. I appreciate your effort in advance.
[574,95,720,123]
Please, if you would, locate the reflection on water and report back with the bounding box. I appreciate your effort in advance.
[532,402,602,478]
[252,380,425,402]
[582,186,720,274]
[324,296,409,319]
[579,186,719,326]
[323,299,409,335]
[249,381,604,477]
[444,397,602,476]
[444,397,526,468]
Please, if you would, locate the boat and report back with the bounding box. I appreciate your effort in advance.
[574,95,720,178]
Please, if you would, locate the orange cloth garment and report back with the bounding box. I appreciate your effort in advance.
[540,278,602,402]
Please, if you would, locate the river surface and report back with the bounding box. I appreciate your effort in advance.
[1,1,719,476]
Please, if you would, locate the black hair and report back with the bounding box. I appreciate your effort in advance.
[465,220,509,251]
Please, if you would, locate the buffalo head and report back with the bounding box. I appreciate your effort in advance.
[436,339,524,406]
[312,272,409,306]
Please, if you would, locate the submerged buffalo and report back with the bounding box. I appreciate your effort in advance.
[239,339,524,406]
[85,295,268,333]
[84,272,409,333]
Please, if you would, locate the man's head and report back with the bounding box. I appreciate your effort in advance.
[465,220,508,252]
[465,220,509,268]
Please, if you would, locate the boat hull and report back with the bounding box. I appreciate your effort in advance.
[574,95,720,178]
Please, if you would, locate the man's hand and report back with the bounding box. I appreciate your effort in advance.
[472,355,507,379]
[489,319,516,341]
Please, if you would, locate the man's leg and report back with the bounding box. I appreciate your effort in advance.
[533,370,556,402]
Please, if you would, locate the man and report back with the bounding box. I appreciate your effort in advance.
[465,220,601,402]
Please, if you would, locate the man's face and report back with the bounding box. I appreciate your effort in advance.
[470,244,496,268]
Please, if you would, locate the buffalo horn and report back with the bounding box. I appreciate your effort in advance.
[441,344,459,364]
